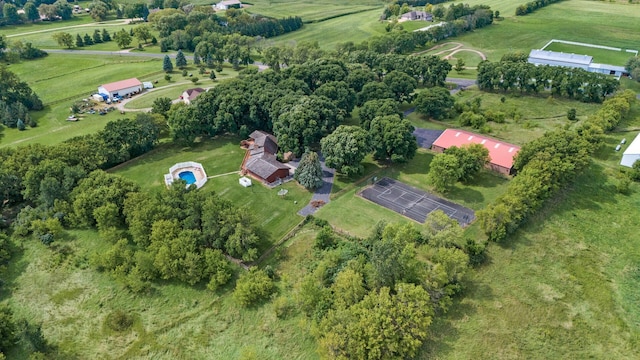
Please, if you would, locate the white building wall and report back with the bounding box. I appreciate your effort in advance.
[528,58,590,70]
[97,85,142,100]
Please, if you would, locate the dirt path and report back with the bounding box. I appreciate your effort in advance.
[6,19,133,38]
[444,48,487,61]
[412,41,487,61]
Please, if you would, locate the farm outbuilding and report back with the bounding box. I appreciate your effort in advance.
[97,78,142,101]
[431,129,521,175]
[215,0,242,10]
[528,49,629,76]
[620,133,640,168]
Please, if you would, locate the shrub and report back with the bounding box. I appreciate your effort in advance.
[104,310,134,332]
[233,267,275,307]
[567,108,577,121]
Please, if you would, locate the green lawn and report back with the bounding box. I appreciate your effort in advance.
[409,88,602,145]
[453,0,640,62]
[270,9,387,50]
[0,54,165,148]
[10,23,137,50]
[247,2,379,22]
[544,42,635,67]
[112,137,312,242]
[317,149,510,238]
[421,159,640,359]
[1,14,102,37]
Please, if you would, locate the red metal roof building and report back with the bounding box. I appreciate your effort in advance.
[431,129,520,175]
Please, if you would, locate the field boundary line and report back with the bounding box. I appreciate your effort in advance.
[541,39,639,56]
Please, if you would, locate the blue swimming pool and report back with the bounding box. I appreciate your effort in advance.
[178,171,196,184]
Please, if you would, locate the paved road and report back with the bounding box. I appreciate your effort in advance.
[297,154,336,216]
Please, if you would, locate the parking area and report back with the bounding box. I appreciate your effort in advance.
[359,177,475,226]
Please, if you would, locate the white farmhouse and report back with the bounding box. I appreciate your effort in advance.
[97,78,143,101]
[621,133,640,168]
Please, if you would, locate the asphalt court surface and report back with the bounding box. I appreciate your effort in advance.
[359,177,475,226]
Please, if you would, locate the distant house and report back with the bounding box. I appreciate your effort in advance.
[241,130,290,183]
[181,88,205,104]
[215,0,242,10]
[431,129,521,175]
[528,49,628,76]
[620,133,640,168]
[400,11,432,21]
[97,78,142,101]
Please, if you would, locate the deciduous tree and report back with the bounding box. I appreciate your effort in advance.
[427,153,461,192]
[414,86,454,119]
[320,125,370,176]
[233,267,275,307]
[52,32,74,49]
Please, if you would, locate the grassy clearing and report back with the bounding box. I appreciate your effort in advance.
[9,54,164,105]
[446,50,485,67]
[1,14,102,37]
[544,42,635,66]
[318,149,509,237]
[11,23,138,50]
[5,229,319,359]
[422,159,640,359]
[247,2,378,22]
[270,9,386,49]
[0,54,165,147]
[454,0,640,62]
[112,136,312,242]
[409,88,602,145]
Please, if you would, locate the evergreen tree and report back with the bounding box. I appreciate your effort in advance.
[206,53,214,68]
[163,55,173,73]
[83,33,94,46]
[209,71,216,81]
[93,29,102,43]
[295,151,324,190]
[17,118,26,131]
[102,29,111,41]
[76,34,84,47]
[175,49,187,69]
[193,51,201,65]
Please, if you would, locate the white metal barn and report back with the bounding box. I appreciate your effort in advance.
[621,133,640,168]
[528,50,628,76]
[98,78,142,100]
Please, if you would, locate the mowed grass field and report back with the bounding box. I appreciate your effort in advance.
[544,42,636,66]
[317,149,510,238]
[453,0,640,62]
[271,8,387,49]
[112,137,312,243]
[1,54,168,148]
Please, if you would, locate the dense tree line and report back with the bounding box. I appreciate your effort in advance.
[297,216,481,359]
[0,66,43,129]
[477,59,619,103]
[0,35,47,63]
[0,112,265,292]
[0,0,73,26]
[360,3,493,56]
[169,56,428,168]
[148,7,301,52]
[477,90,636,241]
[515,0,563,16]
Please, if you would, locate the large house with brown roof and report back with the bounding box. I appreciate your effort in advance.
[241,131,290,183]
[431,129,521,175]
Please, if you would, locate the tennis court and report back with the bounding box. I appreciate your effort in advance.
[359,177,475,226]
